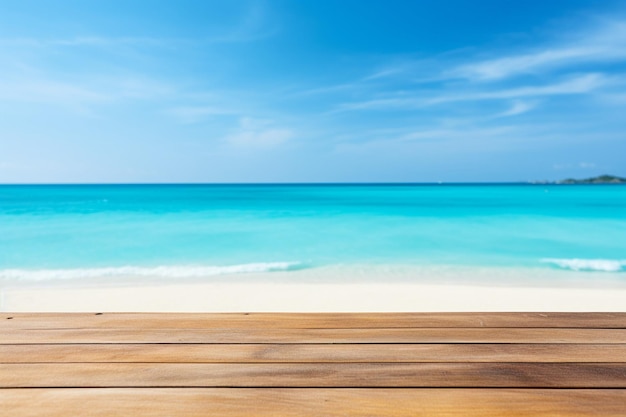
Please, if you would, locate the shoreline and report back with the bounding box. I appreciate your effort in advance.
[2,266,625,312]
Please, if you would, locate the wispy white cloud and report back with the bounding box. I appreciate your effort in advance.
[497,100,537,117]
[336,73,608,111]
[0,3,277,121]
[167,106,236,124]
[335,96,418,112]
[0,32,268,49]
[0,74,174,109]
[429,73,608,103]
[333,19,626,89]
[0,79,109,105]
[450,20,626,81]
[363,64,415,81]
[333,124,541,155]
[0,2,275,48]
[317,16,626,120]
[453,47,599,81]
[0,36,170,48]
[292,82,361,97]
[395,126,517,143]
[224,117,293,148]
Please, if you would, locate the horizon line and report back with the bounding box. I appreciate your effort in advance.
[0,181,621,186]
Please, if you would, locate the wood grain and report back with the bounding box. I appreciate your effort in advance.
[2,363,625,388]
[3,327,626,344]
[3,312,626,329]
[3,313,625,416]
[1,388,625,417]
[2,343,625,363]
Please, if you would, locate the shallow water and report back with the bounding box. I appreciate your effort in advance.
[1,184,625,284]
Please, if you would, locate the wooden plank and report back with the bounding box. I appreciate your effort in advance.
[1,388,625,416]
[2,363,625,388]
[2,343,626,363]
[3,312,626,330]
[3,327,626,344]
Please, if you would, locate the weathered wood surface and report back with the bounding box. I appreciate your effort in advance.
[1,313,625,416]
[3,343,625,363]
[3,312,626,329]
[3,363,626,388]
[4,327,626,344]
[2,389,626,417]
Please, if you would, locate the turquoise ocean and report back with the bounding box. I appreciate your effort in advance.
[1,184,625,285]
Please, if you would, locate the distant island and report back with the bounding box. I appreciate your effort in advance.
[557,175,626,184]
[529,175,626,184]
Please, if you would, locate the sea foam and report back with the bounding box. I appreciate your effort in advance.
[0,262,301,282]
[541,258,626,272]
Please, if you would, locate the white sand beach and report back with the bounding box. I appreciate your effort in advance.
[3,265,626,312]
[3,275,626,312]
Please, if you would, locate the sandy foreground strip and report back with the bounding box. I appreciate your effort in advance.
[2,281,626,312]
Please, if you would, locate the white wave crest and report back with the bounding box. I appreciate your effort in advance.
[542,258,626,272]
[0,262,301,281]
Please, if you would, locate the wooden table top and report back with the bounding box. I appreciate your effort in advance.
[1,312,625,416]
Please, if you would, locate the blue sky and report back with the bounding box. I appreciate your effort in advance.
[1,0,625,182]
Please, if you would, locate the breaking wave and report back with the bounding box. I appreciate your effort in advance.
[0,262,303,281]
[541,258,626,272]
